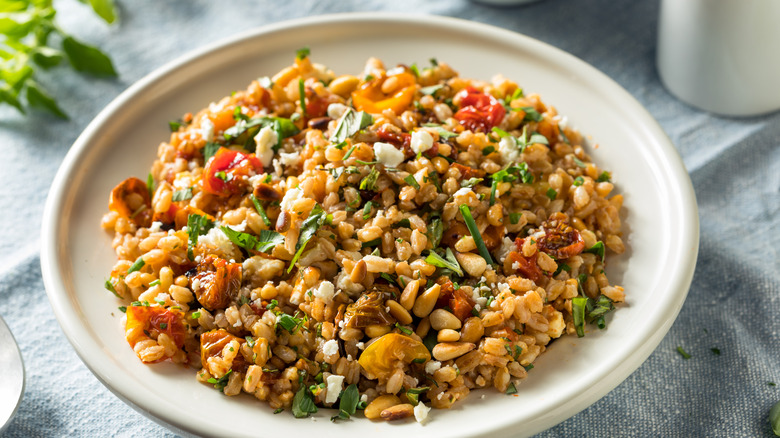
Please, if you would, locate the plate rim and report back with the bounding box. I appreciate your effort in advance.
[40,12,700,438]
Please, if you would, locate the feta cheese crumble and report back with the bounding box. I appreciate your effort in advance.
[280,187,302,212]
[254,125,278,167]
[322,339,339,357]
[325,374,345,404]
[498,135,520,165]
[313,280,336,304]
[410,130,433,155]
[200,118,215,142]
[425,360,442,374]
[373,141,405,167]
[414,402,431,424]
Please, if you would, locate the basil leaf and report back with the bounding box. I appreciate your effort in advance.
[220,226,283,254]
[769,400,780,436]
[223,116,299,151]
[292,384,318,418]
[420,84,444,96]
[277,313,302,333]
[425,248,463,277]
[202,142,220,163]
[529,133,549,145]
[62,36,117,76]
[186,213,215,260]
[584,241,605,263]
[332,108,373,143]
[519,106,543,122]
[288,204,327,272]
[427,216,443,249]
[331,384,359,422]
[87,0,117,24]
[172,187,193,202]
[26,81,67,118]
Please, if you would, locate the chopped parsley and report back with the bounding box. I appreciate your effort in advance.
[172,187,193,202]
[404,174,421,190]
[584,241,606,263]
[676,346,691,359]
[509,212,522,225]
[572,176,584,187]
[207,370,232,392]
[331,384,360,422]
[277,313,304,333]
[191,311,201,319]
[186,213,215,260]
[295,47,310,60]
[546,188,557,200]
[104,278,120,298]
[596,171,612,182]
[118,306,127,313]
[425,248,463,277]
[359,167,380,191]
[288,204,328,273]
[220,226,284,254]
[362,201,374,220]
[332,108,373,143]
[391,218,411,229]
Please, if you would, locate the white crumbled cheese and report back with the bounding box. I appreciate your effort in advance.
[200,118,215,142]
[280,187,302,212]
[327,103,349,119]
[474,303,482,312]
[279,152,301,168]
[498,135,520,165]
[360,394,368,403]
[272,158,283,176]
[325,374,345,404]
[191,278,201,292]
[512,261,521,270]
[254,125,278,167]
[497,282,510,292]
[425,361,442,375]
[248,174,265,186]
[410,130,433,155]
[356,342,365,350]
[497,237,514,263]
[322,339,339,357]
[414,402,431,424]
[347,354,353,361]
[149,221,163,233]
[197,227,235,255]
[453,187,472,199]
[373,141,405,167]
[313,281,336,304]
[554,114,569,131]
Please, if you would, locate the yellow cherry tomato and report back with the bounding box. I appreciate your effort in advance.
[351,72,416,114]
[358,333,430,379]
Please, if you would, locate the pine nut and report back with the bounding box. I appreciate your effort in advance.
[412,283,441,318]
[364,394,401,419]
[432,342,476,361]
[437,329,460,343]
[350,259,367,283]
[429,309,461,331]
[387,300,412,325]
[459,317,484,344]
[454,251,487,277]
[400,279,420,310]
[380,403,414,421]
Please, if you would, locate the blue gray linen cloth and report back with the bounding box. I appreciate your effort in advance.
[1,0,778,436]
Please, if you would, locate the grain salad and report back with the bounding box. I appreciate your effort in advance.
[101,48,626,423]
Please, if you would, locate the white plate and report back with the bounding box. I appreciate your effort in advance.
[41,13,699,438]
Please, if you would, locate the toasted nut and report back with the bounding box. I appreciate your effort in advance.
[387,300,413,325]
[454,236,476,253]
[328,75,360,97]
[437,329,460,343]
[432,342,476,361]
[455,251,488,277]
[429,309,462,331]
[364,394,401,419]
[412,283,441,318]
[399,279,420,311]
[415,316,431,338]
[380,403,415,421]
[275,211,291,233]
[350,259,367,283]
[459,317,485,344]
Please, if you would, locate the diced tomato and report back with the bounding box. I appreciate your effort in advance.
[450,163,486,179]
[109,177,152,227]
[505,249,542,282]
[201,147,263,197]
[435,278,475,321]
[453,86,506,133]
[200,329,249,373]
[192,255,242,311]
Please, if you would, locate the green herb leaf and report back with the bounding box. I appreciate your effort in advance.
[404,174,421,190]
[127,257,145,274]
[459,205,494,266]
[573,156,586,168]
[202,142,220,162]
[572,297,587,337]
[596,171,612,182]
[191,311,201,319]
[62,36,117,77]
[519,106,543,122]
[118,306,126,313]
[405,386,431,405]
[25,81,67,118]
[391,218,411,229]
[291,382,318,418]
[186,213,215,260]
[104,278,120,298]
[220,226,284,253]
[359,167,380,192]
[506,382,518,395]
[223,116,299,151]
[509,212,521,225]
[572,176,584,186]
[362,201,374,220]
[277,313,303,333]
[770,400,780,436]
[298,78,307,118]
[361,238,381,248]
[425,248,463,277]
[676,346,691,359]
[332,108,373,143]
[546,188,557,200]
[584,241,605,263]
[87,0,117,23]
[207,370,232,391]
[172,187,193,202]
[249,194,272,227]
[296,46,310,60]
[461,177,483,188]
[395,323,413,335]
[331,384,360,422]
[420,84,444,96]
[288,204,328,272]
[711,348,721,355]
[427,216,443,248]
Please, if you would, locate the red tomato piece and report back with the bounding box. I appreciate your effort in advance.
[201,147,263,197]
[453,86,506,133]
[504,245,542,282]
[125,306,186,363]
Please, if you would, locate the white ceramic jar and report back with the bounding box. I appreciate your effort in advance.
[657,0,780,116]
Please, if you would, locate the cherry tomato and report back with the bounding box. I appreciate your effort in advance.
[192,255,242,311]
[453,86,506,133]
[537,213,585,260]
[358,333,431,379]
[125,305,186,363]
[352,72,417,114]
[109,177,152,227]
[201,147,263,197]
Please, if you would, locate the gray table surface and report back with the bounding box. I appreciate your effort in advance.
[2,0,778,436]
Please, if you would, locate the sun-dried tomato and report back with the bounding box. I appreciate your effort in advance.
[450,163,486,180]
[453,87,506,133]
[201,147,263,197]
[504,249,542,282]
[537,214,585,260]
[125,306,186,363]
[435,278,475,321]
[191,255,242,311]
